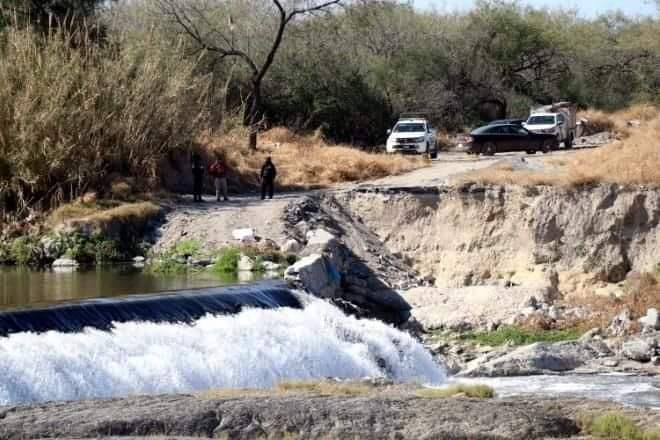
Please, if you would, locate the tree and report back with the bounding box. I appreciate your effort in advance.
[157,0,342,150]
[0,0,110,32]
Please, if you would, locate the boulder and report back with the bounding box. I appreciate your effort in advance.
[52,258,79,268]
[305,229,337,247]
[621,338,656,363]
[262,261,282,272]
[460,341,611,377]
[238,255,255,272]
[607,309,633,336]
[638,308,660,331]
[133,256,146,263]
[284,254,341,298]
[281,239,303,254]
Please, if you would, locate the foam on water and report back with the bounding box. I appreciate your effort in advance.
[0,296,445,405]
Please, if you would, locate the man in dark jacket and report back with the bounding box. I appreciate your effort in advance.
[260,156,277,200]
[191,153,204,202]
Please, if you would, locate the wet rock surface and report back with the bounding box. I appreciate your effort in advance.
[4,391,654,440]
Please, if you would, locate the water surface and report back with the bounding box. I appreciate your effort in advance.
[0,265,257,310]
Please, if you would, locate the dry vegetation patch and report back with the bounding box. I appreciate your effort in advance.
[203,127,425,189]
[416,384,495,399]
[456,105,660,187]
[563,272,660,332]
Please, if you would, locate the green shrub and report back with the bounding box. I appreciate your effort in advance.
[416,384,495,399]
[149,256,188,275]
[459,326,581,346]
[584,412,660,440]
[10,236,43,266]
[172,239,202,258]
[211,247,241,274]
[0,239,13,264]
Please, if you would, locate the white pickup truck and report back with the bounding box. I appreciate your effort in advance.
[523,102,577,149]
[386,117,437,158]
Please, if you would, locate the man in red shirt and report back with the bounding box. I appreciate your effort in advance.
[208,153,229,202]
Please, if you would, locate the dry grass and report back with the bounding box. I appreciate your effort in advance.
[200,380,382,400]
[416,384,495,399]
[203,127,424,189]
[49,200,161,229]
[456,105,660,187]
[563,272,660,332]
[275,379,380,397]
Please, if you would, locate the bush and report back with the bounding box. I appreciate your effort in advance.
[459,326,581,346]
[211,247,241,274]
[582,412,660,440]
[171,240,202,259]
[416,384,495,399]
[0,26,209,217]
[10,236,44,266]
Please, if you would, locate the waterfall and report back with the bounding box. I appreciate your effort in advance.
[0,293,445,405]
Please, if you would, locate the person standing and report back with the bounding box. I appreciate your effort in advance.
[260,156,277,200]
[209,153,230,202]
[191,153,205,202]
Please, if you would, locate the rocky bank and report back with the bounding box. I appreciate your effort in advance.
[2,388,659,439]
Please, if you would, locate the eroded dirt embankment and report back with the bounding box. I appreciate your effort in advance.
[335,184,660,296]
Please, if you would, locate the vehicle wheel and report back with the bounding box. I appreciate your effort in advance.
[564,134,573,149]
[541,139,553,154]
[483,142,497,156]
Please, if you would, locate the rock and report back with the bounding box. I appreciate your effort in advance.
[191,258,212,267]
[40,237,60,260]
[621,338,656,363]
[238,254,255,272]
[52,258,79,268]
[638,308,660,331]
[627,119,642,127]
[281,239,303,254]
[133,256,146,263]
[460,341,610,377]
[607,309,632,336]
[232,228,256,243]
[305,229,338,248]
[547,305,562,320]
[0,392,589,440]
[579,328,601,342]
[262,261,282,271]
[520,296,539,309]
[602,359,619,368]
[284,254,341,298]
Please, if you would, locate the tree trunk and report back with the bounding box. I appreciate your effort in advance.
[243,80,262,151]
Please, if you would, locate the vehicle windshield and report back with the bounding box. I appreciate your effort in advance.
[394,123,425,133]
[527,115,555,125]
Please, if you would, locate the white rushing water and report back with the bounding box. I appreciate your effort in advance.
[0,296,445,405]
[446,375,660,410]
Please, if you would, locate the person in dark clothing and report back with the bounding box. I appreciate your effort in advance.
[191,153,205,202]
[260,156,277,200]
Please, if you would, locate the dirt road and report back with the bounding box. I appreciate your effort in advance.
[152,150,568,251]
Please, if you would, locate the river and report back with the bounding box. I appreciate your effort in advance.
[0,267,657,410]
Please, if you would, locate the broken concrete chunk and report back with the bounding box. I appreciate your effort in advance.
[284,254,341,298]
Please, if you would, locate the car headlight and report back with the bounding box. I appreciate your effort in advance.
[413,137,426,143]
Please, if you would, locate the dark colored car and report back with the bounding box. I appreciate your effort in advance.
[469,124,558,155]
[487,118,525,126]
